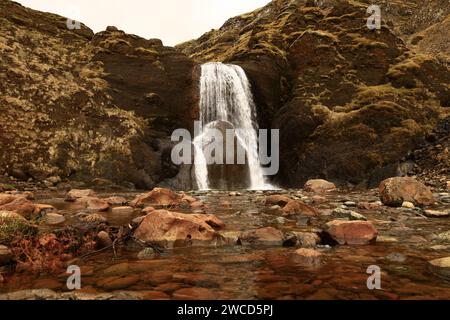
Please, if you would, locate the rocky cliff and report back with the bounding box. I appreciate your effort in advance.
[1,0,449,189]
[179,0,449,187]
[0,0,197,189]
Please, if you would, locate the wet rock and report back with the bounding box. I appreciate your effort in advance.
[105,196,127,206]
[238,227,284,246]
[131,188,184,208]
[43,213,65,226]
[111,206,134,216]
[219,231,241,246]
[284,232,320,247]
[97,275,140,290]
[33,204,57,216]
[79,213,107,223]
[96,231,112,249]
[142,206,156,214]
[386,253,407,263]
[133,210,225,248]
[173,287,217,300]
[293,248,323,266]
[402,201,415,209]
[65,189,96,202]
[322,220,378,245]
[357,201,382,210]
[0,197,35,218]
[304,179,336,193]
[137,248,156,260]
[265,195,291,206]
[0,245,13,266]
[76,197,110,212]
[379,177,436,207]
[429,257,450,280]
[349,211,368,221]
[424,209,449,218]
[282,200,320,217]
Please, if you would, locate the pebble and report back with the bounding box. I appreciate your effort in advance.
[344,201,356,207]
[270,205,281,210]
[402,201,415,209]
[349,211,368,221]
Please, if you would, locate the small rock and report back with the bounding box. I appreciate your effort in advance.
[402,201,415,209]
[142,206,156,214]
[79,213,107,223]
[376,236,398,243]
[43,213,65,226]
[429,257,450,280]
[137,248,156,260]
[66,189,96,202]
[270,205,281,210]
[105,196,127,206]
[424,210,449,218]
[446,181,450,191]
[111,206,134,216]
[238,227,284,246]
[386,253,407,263]
[322,220,378,245]
[304,179,336,193]
[96,231,112,249]
[0,245,13,266]
[344,201,356,207]
[294,248,323,265]
[282,200,319,217]
[265,195,291,206]
[349,211,368,221]
[275,217,286,225]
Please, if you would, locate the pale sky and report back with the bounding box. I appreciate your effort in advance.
[17,0,271,46]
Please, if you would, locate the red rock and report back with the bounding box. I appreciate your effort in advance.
[282,200,320,217]
[65,189,96,202]
[0,194,19,206]
[111,206,134,215]
[192,214,225,229]
[0,197,35,218]
[142,206,156,214]
[104,196,127,205]
[304,179,336,193]
[33,279,62,290]
[172,287,217,300]
[379,177,435,207]
[265,195,291,206]
[96,231,112,248]
[133,210,224,248]
[238,227,284,246]
[130,188,184,208]
[97,275,140,290]
[323,220,378,245]
[357,201,381,210]
[293,248,323,265]
[141,291,170,300]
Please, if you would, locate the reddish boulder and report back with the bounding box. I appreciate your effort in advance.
[133,210,225,248]
[76,197,110,211]
[265,195,291,206]
[323,220,378,245]
[0,197,35,218]
[131,188,184,208]
[238,227,284,246]
[282,200,320,217]
[379,177,435,207]
[304,179,336,193]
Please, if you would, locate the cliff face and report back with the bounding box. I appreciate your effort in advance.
[0,0,197,189]
[179,0,450,187]
[1,0,449,189]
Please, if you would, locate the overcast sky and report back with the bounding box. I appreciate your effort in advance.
[17,0,271,46]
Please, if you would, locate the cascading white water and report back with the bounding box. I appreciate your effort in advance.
[194,62,272,190]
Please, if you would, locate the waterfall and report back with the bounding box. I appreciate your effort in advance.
[193,62,273,190]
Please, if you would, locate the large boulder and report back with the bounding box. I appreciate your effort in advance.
[379,177,435,207]
[131,188,185,208]
[322,220,378,245]
[133,210,225,248]
[304,179,336,193]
